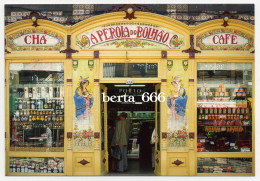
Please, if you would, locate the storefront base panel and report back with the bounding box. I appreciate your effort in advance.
[167,152,189,176]
[72,152,95,176]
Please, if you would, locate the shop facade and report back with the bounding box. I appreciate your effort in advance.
[5,8,255,176]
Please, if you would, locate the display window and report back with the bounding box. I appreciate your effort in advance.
[197,63,252,152]
[197,157,252,173]
[9,63,65,152]
[9,157,64,174]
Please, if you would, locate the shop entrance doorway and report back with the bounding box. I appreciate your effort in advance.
[103,83,158,176]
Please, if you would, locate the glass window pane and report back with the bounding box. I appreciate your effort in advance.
[197,63,252,152]
[103,63,158,78]
[9,63,64,152]
[9,157,64,173]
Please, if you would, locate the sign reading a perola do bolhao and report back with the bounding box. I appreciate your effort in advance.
[7,29,65,51]
[76,23,184,50]
[196,29,254,51]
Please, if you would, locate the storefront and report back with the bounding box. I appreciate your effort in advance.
[5,8,255,176]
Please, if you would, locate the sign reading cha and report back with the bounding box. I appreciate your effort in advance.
[79,25,183,49]
[13,33,60,47]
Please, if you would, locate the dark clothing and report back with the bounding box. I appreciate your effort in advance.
[137,123,152,161]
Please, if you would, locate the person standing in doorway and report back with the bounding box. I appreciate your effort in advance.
[112,112,131,172]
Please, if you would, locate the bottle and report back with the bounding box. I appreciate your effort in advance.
[28,88,33,98]
[23,100,27,109]
[37,87,41,98]
[44,99,48,109]
[9,164,13,173]
[53,87,57,98]
[39,99,43,109]
[45,87,49,98]
[52,100,56,110]
[18,100,23,110]
[60,100,64,109]
[31,101,35,110]
[48,100,52,109]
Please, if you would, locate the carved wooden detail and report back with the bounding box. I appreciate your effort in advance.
[67,132,72,139]
[213,11,238,27]
[161,79,167,82]
[162,132,167,139]
[182,35,201,58]
[161,51,167,58]
[22,11,51,27]
[78,159,90,165]
[105,4,155,20]
[94,132,100,139]
[94,50,99,59]
[60,35,79,59]
[189,132,195,139]
[172,159,184,166]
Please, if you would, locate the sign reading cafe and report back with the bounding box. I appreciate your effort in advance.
[196,29,254,51]
[76,23,184,50]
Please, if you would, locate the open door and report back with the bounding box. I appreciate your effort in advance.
[100,84,108,174]
[154,84,161,175]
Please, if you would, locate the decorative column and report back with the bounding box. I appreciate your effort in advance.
[160,52,168,176]
[65,59,73,175]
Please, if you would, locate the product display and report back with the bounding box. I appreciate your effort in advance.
[197,157,252,173]
[9,157,64,174]
[9,63,65,152]
[197,63,252,152]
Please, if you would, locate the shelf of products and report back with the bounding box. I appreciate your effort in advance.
[197,63,252,153]
[9,63,65,152]
[9,157,64,174]
[197,157,252,174]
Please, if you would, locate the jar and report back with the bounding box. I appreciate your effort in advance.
[228,108,232,114]
[9,165,13,173]
[205,108,209,114]
[199,108,203,114]
[237,108,240,114]
[232,108,236,114]
[44,166,47,173]
[218,108,222,114]
[24,165,28,173]
[223,108,227,114]
[17,165,21,172]
[241,108,245,114]
[210,108,214,114]
[246,108,249,114]
[21,166,25,173]
[214,108,218,114]
[12,164,16,172]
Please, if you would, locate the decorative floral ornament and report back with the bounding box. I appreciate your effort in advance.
[88,60,94,71]
[182,60,188,71]
[167,60,173,71]
[73,60,78,70]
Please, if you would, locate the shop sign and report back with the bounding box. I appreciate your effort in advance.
[196,29,254,51]
[7,29,64,51]
[77,23,184,50]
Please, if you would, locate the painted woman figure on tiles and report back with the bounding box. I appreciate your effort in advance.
[167,75,188,130]
[74,76,94,125]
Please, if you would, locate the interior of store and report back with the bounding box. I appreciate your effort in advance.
[105,83,156,175]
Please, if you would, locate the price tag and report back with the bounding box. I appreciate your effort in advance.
[210,141,214,145]
[200,139,205,143]
[241,148,250,152]
[230,143,235,146]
